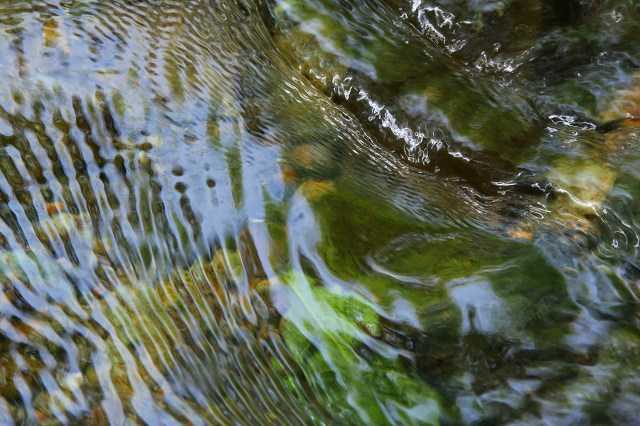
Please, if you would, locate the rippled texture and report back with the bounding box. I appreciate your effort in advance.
[0,0,639,424]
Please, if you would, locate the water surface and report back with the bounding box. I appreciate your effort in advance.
[0,0,639,424]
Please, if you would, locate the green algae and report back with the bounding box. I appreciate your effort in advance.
[279,271,441,425]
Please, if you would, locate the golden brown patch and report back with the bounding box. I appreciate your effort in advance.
[300,180,335,201]
[507,227,534,240]
[45,201,65,215]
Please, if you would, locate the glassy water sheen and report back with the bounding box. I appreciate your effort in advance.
[0,0,639,424]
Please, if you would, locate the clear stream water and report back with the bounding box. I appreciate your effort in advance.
[0,0,639,424]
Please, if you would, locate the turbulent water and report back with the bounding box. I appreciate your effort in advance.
[0,0,639,424]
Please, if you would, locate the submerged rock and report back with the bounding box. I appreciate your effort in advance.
[547,157,614,206]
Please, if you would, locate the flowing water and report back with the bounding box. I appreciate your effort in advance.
[0,0,639,424]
